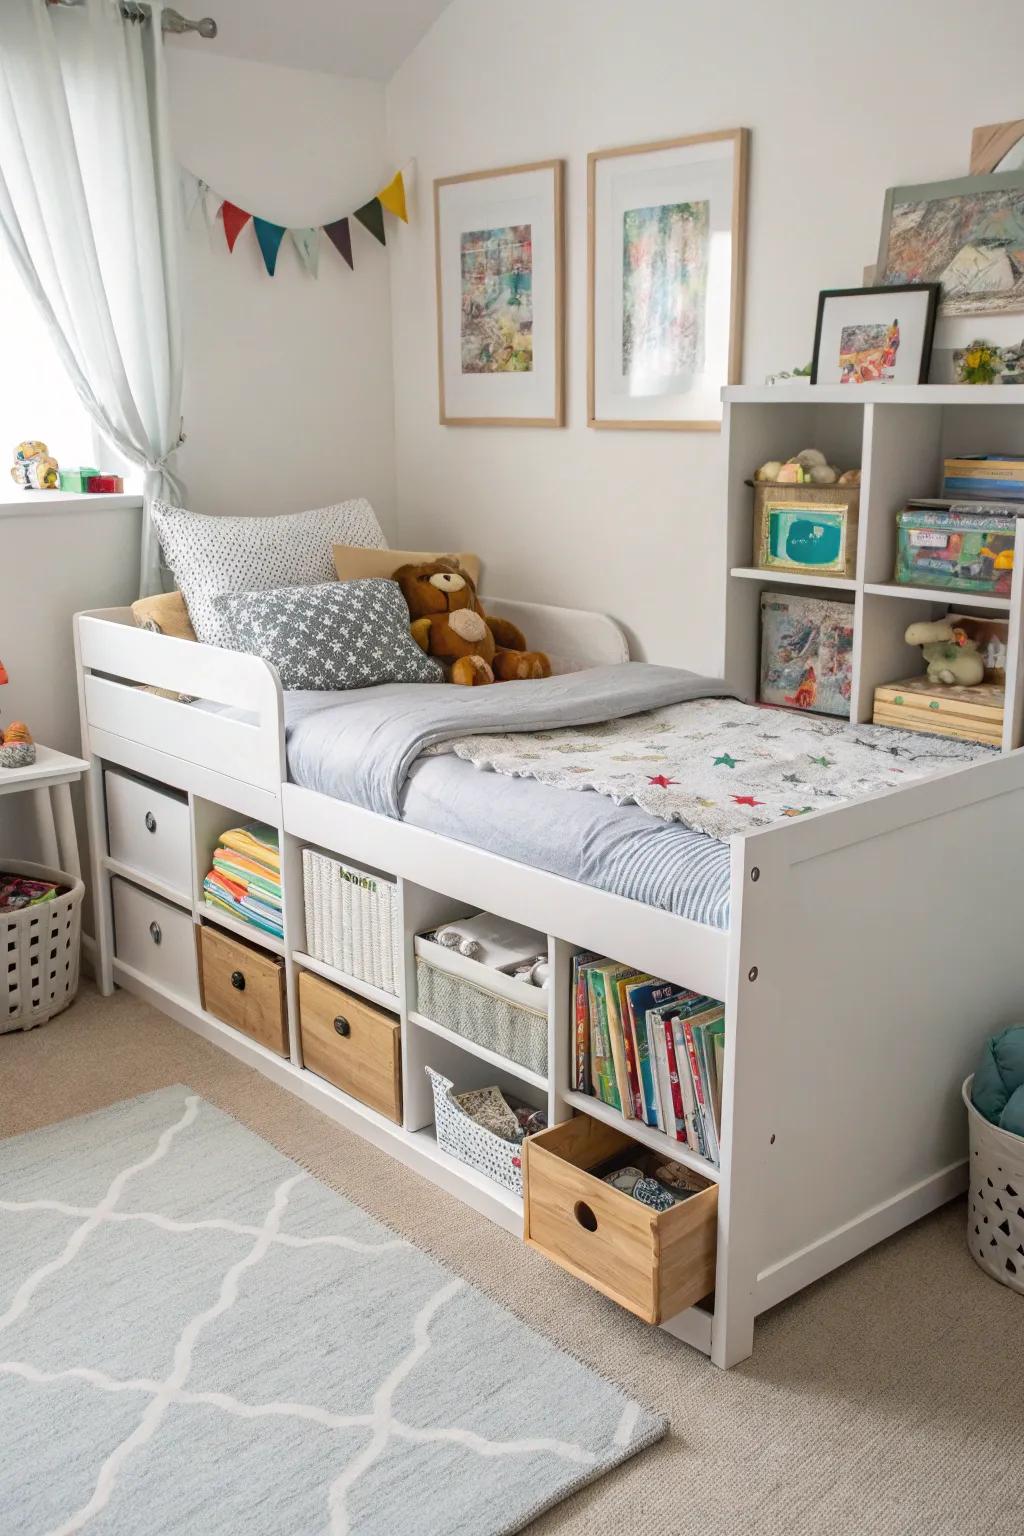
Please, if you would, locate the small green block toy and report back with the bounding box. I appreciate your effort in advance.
[58,467,99,493]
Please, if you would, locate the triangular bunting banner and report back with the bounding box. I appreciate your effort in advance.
[323,217,354,269]
[353,197,386,246]
[253,217,287,276]
[377,170,408,223]
[290,226,321,277]
[221,201,252,253]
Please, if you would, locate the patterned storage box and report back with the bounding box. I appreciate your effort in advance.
[415,937,548,1077]
[302,848,401,995]
[427,1067,524,1196]
[759,590,854,718]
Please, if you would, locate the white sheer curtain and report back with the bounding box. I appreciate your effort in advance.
[0,0,184,595]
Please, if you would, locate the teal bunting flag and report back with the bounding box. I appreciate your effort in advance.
[253,217,287,276]
[352,197,386,246]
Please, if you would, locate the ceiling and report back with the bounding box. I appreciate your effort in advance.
[169,0,453,82]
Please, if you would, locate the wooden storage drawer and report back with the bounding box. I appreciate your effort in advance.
[105,769,191,899]
[199,923,287,1057]
[298,970,402,1124]
[111,877,200,1008]
[524,1115,718,1324]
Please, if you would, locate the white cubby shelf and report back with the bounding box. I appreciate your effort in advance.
[723,384,1024,753]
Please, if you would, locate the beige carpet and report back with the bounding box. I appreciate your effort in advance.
[3,984,1020,1536]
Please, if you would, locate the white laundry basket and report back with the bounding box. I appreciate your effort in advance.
[1,860,84,1033]
[964,1075,1024,1295]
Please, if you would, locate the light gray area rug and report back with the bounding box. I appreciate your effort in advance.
[0,1088,665,1536]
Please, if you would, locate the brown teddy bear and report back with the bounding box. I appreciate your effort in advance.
[392,558,551,686]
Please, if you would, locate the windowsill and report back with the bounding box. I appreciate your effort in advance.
[0,490,143,518]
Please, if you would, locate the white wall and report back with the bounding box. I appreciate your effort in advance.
[167,50,398,537]
[387,0,1024,670]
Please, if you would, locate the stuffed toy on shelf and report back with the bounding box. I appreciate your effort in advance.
[393,558,551,686]
[10,441,59,491]
[0,661,36,767]
[905,620,985,687]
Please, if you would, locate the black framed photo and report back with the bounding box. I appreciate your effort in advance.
[810,283,939,385]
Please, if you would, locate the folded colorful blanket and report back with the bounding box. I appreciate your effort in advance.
[219,823,280,875]
[972,1026,1024,1137]
[212,850,282,900]
[203,873,284,939]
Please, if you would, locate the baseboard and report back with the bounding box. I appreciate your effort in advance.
[754,1161,968,1313]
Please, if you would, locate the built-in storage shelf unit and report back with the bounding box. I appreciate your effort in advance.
[722,384,1024,752]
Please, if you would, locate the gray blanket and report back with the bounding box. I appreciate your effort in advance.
[285,663,734,819]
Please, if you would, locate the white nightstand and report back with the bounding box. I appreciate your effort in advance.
[0,745,88,877]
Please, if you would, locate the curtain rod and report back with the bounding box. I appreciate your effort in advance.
[48,1,218,38]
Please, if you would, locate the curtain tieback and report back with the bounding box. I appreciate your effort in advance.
[145,428,186,475]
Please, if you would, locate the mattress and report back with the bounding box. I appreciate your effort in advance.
[283,706,730,929]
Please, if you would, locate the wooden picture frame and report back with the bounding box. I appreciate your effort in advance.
[434,160,565,428]
[970,118,1024,175]
[752,483,860,581]
[587,128,748,431]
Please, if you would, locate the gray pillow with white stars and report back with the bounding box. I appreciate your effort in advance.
[212,579,444,691]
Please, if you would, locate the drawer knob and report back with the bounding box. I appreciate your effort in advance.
[231,970,246,991]
[144,811,157,833]
[333,1016,351,1038]
[148,921,162,945]
[573,1200,598,1233]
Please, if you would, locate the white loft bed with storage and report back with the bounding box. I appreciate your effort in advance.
[75,385,1024,1370]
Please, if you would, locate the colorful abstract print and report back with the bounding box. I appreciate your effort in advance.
[839,319,900,383]
[622,200,709,380]
[884,187,1024,316]
[460,224,533,373]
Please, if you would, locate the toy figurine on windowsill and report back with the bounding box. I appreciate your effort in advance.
[0,661,36,768]
[10,441,58,490]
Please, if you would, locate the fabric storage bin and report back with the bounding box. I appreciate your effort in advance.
[426,1067,525,1196]
[415,936,548,1077]
[964,1075,1024,1295]
[302,848,400,995]
[105,768,191,900]
[111,876,200,1009]
[1,860,84,1032]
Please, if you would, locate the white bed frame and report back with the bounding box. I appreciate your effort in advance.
[74,385,1024,1369]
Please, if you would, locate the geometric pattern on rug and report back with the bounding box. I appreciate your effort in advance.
[0,1088,666,1535]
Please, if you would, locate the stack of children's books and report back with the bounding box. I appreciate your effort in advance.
[572,953,724,1166]
[203,823,283,941]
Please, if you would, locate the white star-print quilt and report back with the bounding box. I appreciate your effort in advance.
[426,696,994,839]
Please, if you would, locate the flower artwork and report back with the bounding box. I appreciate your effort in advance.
[460,224,533,373]
[621,201,709,382]
[954,338,1024,384]
[839,320,900,383]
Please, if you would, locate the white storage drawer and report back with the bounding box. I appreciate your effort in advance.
[111,877,200,1007]
[105,769,192,900]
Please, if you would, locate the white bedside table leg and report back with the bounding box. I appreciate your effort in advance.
[32,786,60,870]
[52,783,81,879]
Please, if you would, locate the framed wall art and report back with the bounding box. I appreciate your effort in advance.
[877,167,1024,377]
[434,160,564,427]
[810,284,939,385]
[587,128,748,431]
[752,483,859,581]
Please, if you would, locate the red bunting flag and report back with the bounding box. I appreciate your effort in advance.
[221,201,252,253]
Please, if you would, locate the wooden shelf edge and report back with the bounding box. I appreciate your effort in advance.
[561,1089,721,1183]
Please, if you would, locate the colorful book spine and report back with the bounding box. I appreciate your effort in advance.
[589,968,621,1111]
[615,975,646,1120]
[661,1014,688,1142]
[683,1013,718,1166]
[573,953,599,1091]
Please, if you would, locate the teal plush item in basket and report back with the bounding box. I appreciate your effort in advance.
[971,1026,1024,1137]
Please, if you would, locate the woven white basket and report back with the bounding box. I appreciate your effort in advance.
[964,1075,1024,1295]
[301,848,400,995]
[427,1067,524,1196]
[1,860,84,1033]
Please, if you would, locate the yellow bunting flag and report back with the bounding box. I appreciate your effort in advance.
[377,170,408,224]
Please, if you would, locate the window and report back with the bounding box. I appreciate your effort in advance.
[0,240,113,485]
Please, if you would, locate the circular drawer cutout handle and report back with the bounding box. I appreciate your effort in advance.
[333,1016,351,1038]
[231,970,246,991]
[144,811,157,833]
[573,1200,598,1233]
[149,921,162,945]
